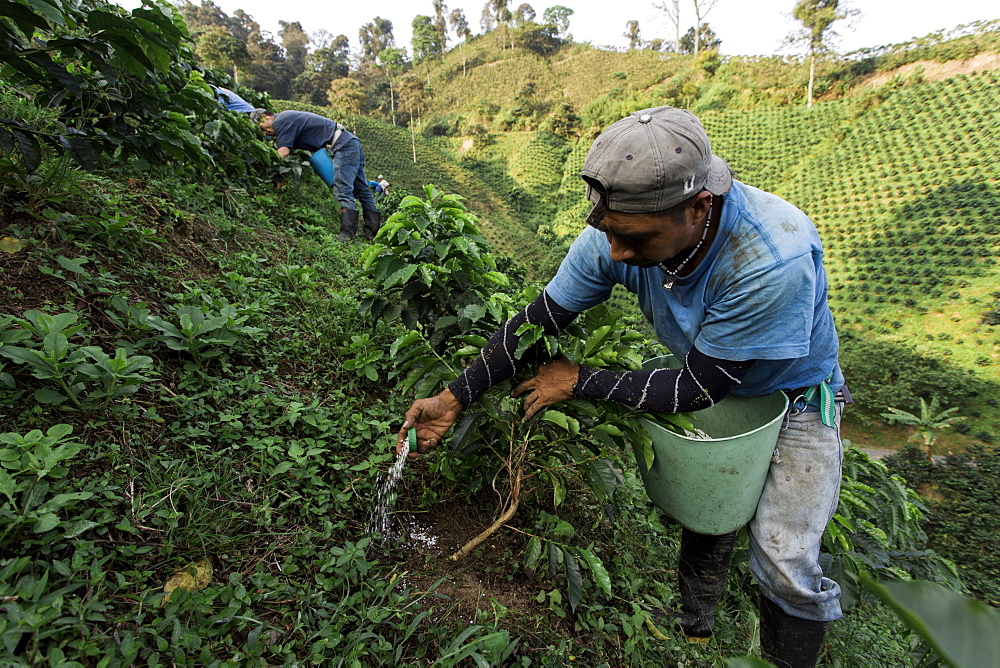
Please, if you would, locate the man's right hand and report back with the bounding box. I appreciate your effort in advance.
[397,389,463,456]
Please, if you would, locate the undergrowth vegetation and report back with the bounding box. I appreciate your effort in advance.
[1,0,998,664]
[0,170,964,664]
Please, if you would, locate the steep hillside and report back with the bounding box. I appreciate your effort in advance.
[275,101,561,276]
[431,50,1000,427]
[5,3,998,664]
[698,70,1000,430]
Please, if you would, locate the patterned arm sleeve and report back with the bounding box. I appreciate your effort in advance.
[447,291,579,408]
[574,346,754,412]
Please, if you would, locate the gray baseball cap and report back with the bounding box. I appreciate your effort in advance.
[248,108,268,122]
[582,106,732,222]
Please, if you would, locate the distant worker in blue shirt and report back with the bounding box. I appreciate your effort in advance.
[369,179,385,201]
[398,106,849,668]
[210,85,255,114]
[251,108,381,241]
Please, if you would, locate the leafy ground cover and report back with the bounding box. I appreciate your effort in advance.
[0,169,962,664]
[1,2,996,663]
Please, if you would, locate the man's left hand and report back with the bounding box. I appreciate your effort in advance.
[511,358,581,419]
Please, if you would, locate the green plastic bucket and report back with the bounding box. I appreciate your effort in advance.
[634,355,789,535]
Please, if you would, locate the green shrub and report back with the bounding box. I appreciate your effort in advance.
[884,445,1000,605]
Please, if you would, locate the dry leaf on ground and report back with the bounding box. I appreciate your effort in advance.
[162,557,212,604]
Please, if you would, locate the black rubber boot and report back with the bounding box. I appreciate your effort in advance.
[338,208,359,241]
[361,209,381,241]
[675,528,737,637]
[759,593,831,668]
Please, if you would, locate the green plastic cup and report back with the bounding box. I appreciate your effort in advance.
[634,355,789,535]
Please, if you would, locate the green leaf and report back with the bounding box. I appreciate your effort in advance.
[551,473,566,507]
[525,536,542,570]
[34,388,68,405]
[540,410,569,430]
[635,430,655,472]
[55,255,89,274]
[0,470,18,504]
[59,134,98,170]
[552,519,575,538]
[581,458,622,502]
[563,548,582,612]
[582,325,612,357]
[385,263,419,288]
[47,423,73,441]
[450,411,482,453]
[577,547,612,596]
[22,0,66,26]
[861,575,1000,667]
[12,129,41,172]
[547,541,561,577]
[32,512,60,533]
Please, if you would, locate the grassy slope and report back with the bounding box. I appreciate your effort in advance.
[425,36,688,119]
[698,71,1000,441]
[274,100,561,276]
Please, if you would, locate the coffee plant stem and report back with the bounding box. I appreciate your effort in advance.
[450,431,529,561]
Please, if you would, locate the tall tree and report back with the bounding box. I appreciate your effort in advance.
[448,8,472,75]
[310,29,336,50]
[278,20,309,81]
[489,0,512,23]
[791,0,849,108]
[293,34,350,106]
[194,26,249,82]
[327,77,367,114]
[690,0,718,54]
[377,46,406,125]
[412,15,444,62]
[179,1,257,83]
[432,0,449,46]
[359,17,395,64]
[244,26,287,96]
[307,34,349,74]
[514,3,535,26]
[488,0,512,50]
[541,5,573,38]
[679,23,720,54]
[230,9,258,43]
[654,0,681,53]
[624,20,641,50]
[480,6,496,33]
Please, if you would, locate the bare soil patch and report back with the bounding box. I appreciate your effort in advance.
[856,52,1000,90]
[378,473,560,636]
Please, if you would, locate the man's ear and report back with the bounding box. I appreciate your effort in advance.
[690,191,713,224]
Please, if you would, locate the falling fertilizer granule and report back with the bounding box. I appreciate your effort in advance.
[368,428,415,539]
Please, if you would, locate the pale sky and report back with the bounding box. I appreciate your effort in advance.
[153,0,996,58]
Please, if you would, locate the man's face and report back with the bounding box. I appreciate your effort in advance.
[595,209,694,267]
[258,116,275,135]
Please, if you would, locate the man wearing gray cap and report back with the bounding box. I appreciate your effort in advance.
[399,106,845,667]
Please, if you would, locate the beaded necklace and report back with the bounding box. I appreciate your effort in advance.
[659,202,712,290]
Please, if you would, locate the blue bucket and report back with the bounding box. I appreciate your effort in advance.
[308,148,335,187]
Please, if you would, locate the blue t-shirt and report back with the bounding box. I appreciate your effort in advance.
[212,86,255,113]
[545,180,843,397]
[272,111,346,153]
